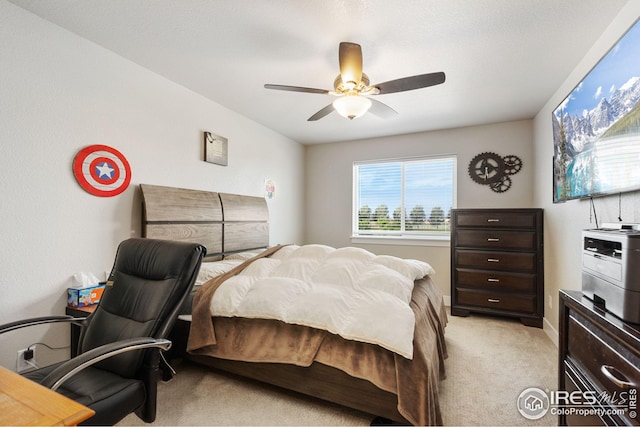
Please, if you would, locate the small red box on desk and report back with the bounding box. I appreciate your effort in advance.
[67,284,106,307]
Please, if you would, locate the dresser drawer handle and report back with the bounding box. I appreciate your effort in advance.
[487,258,500,263]
[487,278,500,282]
[601,365,636,389]
[487,219,500,222]
[487,238,500,242]
[487,298,500,303]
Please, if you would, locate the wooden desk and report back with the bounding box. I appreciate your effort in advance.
[0,366,94,425]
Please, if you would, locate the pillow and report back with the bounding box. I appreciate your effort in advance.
[373,255,435,280]
[195,259,242,286]
[223,249,266,261]
[284,244,333,260]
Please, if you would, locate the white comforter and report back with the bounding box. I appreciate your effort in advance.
[209,244,435,359]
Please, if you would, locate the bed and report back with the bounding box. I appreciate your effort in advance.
[140,183,448,425]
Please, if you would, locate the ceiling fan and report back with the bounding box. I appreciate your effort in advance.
[264,42,445,121]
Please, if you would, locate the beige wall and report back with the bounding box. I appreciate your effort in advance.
[0,1,305,370]
[4,0,639,373]
[532,2,640,342]
[306,2,640,343]
[304,120,536,299]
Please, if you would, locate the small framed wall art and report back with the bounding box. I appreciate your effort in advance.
[204,131,228,166]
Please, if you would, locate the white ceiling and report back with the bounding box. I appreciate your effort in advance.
[9,0,629,144]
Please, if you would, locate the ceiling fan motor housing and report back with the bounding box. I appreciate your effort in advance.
[333,73,371,94]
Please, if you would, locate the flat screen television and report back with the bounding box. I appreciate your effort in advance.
[552,18,640,203]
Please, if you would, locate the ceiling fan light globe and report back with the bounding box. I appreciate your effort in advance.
[332,95,372,120]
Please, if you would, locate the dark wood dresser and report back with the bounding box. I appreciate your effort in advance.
[559,290,639,426]
[450,208,544,327]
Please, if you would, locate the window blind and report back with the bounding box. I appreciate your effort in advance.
[353,155,456,236]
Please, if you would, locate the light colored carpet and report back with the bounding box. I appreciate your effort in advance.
[438,312,557,426]
[119,310,558,426]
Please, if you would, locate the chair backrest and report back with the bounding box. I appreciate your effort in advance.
[78,238,205,378]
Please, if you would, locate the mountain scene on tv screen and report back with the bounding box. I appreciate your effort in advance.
[552,20,640,202]
[552,78,640,200]
[553,77,640,153]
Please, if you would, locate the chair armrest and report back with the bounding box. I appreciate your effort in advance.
[41,337,172,391]
[0,315,85,335]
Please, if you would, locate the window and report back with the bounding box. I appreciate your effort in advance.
[353,155,457,239]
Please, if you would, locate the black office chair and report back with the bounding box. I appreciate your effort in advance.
[0,238,205,425]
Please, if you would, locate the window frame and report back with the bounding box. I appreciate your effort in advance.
[351,154,457,245]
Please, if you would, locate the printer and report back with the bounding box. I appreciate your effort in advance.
[582,224,640,324]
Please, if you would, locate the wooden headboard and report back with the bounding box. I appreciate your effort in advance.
[140,184,268,260]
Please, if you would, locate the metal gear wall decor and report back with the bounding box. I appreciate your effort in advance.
[503,155,523,175]
[490,175,512,193]
[468,152,505,185]
[467,152,522,193]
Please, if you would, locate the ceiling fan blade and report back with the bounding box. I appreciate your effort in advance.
[307,104,335,121]
[339,42,363,87]
[374,72,446,94]
[369,98,398,119]
[264,84,330,95]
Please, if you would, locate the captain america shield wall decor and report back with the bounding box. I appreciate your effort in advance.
[72,144,131,197]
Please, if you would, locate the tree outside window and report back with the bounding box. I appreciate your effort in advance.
[353,156,456,237]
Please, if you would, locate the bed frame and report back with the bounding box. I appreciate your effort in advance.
[140,183,408,423]
[141,183,269,260]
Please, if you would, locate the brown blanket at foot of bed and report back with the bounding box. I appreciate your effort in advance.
[188,270,447,425]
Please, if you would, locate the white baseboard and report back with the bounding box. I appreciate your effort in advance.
[543,316,559,348]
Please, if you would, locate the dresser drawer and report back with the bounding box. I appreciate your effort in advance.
[559,292,640,426]
[456,289,535,313]
[454,211,537,229]
[455,230,536,251]
[455,249,536,272]
[567,313,640,395]
[455,269,535,292]
[563,363,610,426]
